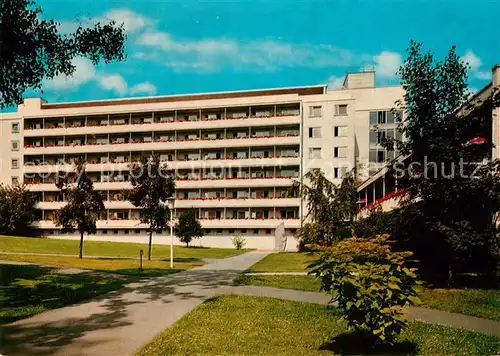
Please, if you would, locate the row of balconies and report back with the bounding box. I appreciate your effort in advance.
[24,127,300,148]
[39,207,300,221]
[24,169,300,185]
[22,136,300,155]
[24,105,301,131]
[24,148,300,168]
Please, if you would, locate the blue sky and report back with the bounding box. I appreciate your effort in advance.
[16,0,500,108]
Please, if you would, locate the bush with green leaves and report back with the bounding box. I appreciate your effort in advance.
[231,235,247,250]
[309,234,421,345]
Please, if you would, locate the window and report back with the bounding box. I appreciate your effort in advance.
[11,159,19,169]
[229,229,235,234]
[11,177,19,186]
[335,104,348,116]
[205,229,212,234]
[11,140,19,151]
[309,106,322,117]
[11,122,19,133]
[378,151,386,162]
[241,229,247,234]
[265,229,272,235]
[103,229,108,234]
[309,147,321,159]
[253,229,259,234]
[124,230,129,235]
[113,229,119,234]
[334,126,347,137]
[308,127,321,138]
[334,168,339,178]
[334,146,347,158]
[378,111,387,124]
[135,229,141,234]
[216,229,223,234]
[377,131,386,144]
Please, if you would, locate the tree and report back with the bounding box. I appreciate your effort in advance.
[174,210,203,247]
[126,154,175,260]
[0,0,126,108]
[0,184,38,236]
[381,41,500,285]
[54,158,105,259]
[294,168,360,249]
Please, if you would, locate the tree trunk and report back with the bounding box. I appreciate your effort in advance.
[148,230,153,260]
[447,263,454,287]
[79,231,84,259]
[186,241,189,248]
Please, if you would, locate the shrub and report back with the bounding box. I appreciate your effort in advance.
[231,235,247,250]
[309,234,421,345]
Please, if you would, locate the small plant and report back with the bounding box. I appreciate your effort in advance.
[231,235,247,250]
[309,234,420,346]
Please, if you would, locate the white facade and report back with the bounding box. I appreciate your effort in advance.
[0,71,403,249]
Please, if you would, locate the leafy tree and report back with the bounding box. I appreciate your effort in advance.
[54,158,105,259]
[294,168,360,249]
[174,210,203,248]
[380,41,500,285]
[0,184,38,236]
[126,154,175,260]
[0,0,126,108]
[309,235,420,346]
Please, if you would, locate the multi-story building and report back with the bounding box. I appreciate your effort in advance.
[356,64,500,218]
[0,70,402,249]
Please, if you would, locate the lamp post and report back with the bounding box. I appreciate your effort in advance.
[167,197,175,268]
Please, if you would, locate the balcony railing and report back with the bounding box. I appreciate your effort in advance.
[24,111,300,131]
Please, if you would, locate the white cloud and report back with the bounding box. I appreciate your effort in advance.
[327,75,345,90]
[104,9,153,33]
[462,50,491,81]
[462,50,482,71]
[58,8,153,34]
[97,74,128,96]
[129,82,157,96]
[43,57,96,90]
[136,30,368,72]
[373,51,402,78]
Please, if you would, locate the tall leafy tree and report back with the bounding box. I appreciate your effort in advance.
[174,209,204,248]
[126,154,175,260]
[294,169,360,248]
[0,184,38,236]
[0,0,126,108]
[55,158,105,259]
[383,41,500,284]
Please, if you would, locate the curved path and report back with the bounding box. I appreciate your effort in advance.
[1,251,270,356]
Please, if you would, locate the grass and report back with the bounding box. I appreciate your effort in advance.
[137,295,500,355]
[0,263,130,325]
[235,275,500,321]
[235,274,321,292]
[0,254,203,277]
[419,288,500,321]
[245,252,316,272]
[0,235,247,259]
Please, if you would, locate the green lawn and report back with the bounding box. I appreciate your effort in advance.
[0,263,130,325]
[235,275,500,321]
[245,252,316,272]
[137,295,500,355]
[419,288,500,321]
[0,254,203,277]
[0,235,247,259]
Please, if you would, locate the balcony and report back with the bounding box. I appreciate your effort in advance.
[23,108,301,136]
[23,135,300,154]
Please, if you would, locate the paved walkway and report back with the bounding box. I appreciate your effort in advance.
[1,251,271,356]
[219,285,500,337]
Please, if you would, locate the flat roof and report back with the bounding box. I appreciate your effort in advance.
[41,85,327,110]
